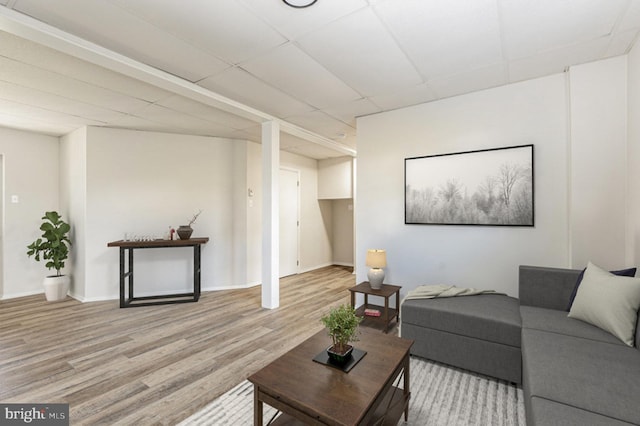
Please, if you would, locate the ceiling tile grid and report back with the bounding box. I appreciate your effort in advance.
[12,0,232,82]
[295,7,424,97]
[373,0,504,79]
[1,0,640,159]
[0,32,171,103]
[239,42,362,110]
[197,66,315,119]
[109,0,287,66]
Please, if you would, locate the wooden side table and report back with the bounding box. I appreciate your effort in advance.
[349,282,402,333]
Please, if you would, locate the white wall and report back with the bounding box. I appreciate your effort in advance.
[627,42,640,268]
[242,143,335,281]
[281,150,333,272]
[0,127,59,299]
[332,199,354,266]
[60,127,87,300]
[357,74,570,297]
[81,127,236,300]
[56,128,336,301]
[357,56,635,297]
[569,56,628,268]
[246,141,262,285]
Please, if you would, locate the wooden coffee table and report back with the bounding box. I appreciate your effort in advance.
[248,329,413,425]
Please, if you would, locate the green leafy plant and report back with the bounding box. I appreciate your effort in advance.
[321,304,362,353]
[26,211,72,277]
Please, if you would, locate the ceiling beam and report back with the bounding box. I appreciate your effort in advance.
[0,6,356,157]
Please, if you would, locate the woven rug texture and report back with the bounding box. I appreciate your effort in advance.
[179,356,526,426]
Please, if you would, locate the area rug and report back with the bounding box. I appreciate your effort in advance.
[178,356,526,425]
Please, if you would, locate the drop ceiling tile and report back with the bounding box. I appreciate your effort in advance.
[111,0,286,64]
[284,110,355,140]
[607,29,640,56]
[240,43,362,109]
[230,125,261,143]
[0,80,129,122]
[229,125,352,159]
[240,0,368,40]
[508,37,610,83]
[126,103,240,137]
[501,0,627,59]
[278,132,313,151]
[156,96,257,130]
[321,98,381,126]
[297,8,422,96]
[0,111,76,136]
[106,114,182,135]
[429,63,506,100]
[0,57,152,114]
[13,0,230,82]
[369,82,438,111]
[0,98,105,127]
[284,143,351,160]
[619,1,640,31]
[0,31,172,102]
[375,0,503,78]
[107,112,239,138]
[198,67,314,118]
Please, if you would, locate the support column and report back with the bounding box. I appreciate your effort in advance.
[261,121,280,309]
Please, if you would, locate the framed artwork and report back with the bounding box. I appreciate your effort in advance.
[405,144,534,226]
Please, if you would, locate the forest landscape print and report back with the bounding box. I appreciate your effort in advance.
[405,145,534,226]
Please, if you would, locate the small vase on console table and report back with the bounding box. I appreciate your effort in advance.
[177,225,193,240]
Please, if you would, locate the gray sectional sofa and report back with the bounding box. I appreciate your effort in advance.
[401,265,640,425]
[402,293,522,383]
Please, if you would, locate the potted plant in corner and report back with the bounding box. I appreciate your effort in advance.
[321,304,362,366]
[26,211,72,302]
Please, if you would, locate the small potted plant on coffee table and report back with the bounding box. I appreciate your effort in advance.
[321,304,362,366]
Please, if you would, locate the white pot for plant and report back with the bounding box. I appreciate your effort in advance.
[43,275,70,302]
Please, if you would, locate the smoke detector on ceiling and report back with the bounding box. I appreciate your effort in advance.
[283,0,317,8]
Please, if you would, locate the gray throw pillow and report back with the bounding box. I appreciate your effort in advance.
[568,261,640,347]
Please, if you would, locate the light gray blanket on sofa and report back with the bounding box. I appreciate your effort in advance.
[403,284,502,301]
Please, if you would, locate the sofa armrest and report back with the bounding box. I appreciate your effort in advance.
[518,265,581,311]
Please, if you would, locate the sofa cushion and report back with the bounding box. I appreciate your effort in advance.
[530,397,636,426]
[520,306,625,346]
[568,262,640,346]
[401,294,521,347]
[522,328,640,424]
[403,323,522,383]
[567,266,637,311]
[519,265,581,311]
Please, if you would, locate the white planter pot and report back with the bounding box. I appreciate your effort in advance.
[43,275,70,302]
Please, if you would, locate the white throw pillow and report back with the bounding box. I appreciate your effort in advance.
[568,261,640,347]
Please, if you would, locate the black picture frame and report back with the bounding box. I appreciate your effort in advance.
[405,144,534,226]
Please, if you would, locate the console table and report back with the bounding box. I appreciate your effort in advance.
[107,238,209,308]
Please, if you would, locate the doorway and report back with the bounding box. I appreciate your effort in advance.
[279,168,299,278]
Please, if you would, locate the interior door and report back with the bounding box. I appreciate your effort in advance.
[279,168,299,278]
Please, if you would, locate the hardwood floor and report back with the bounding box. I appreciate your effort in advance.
[0,265,355,425]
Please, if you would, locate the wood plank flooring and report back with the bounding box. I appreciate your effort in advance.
[0,265,355,425]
